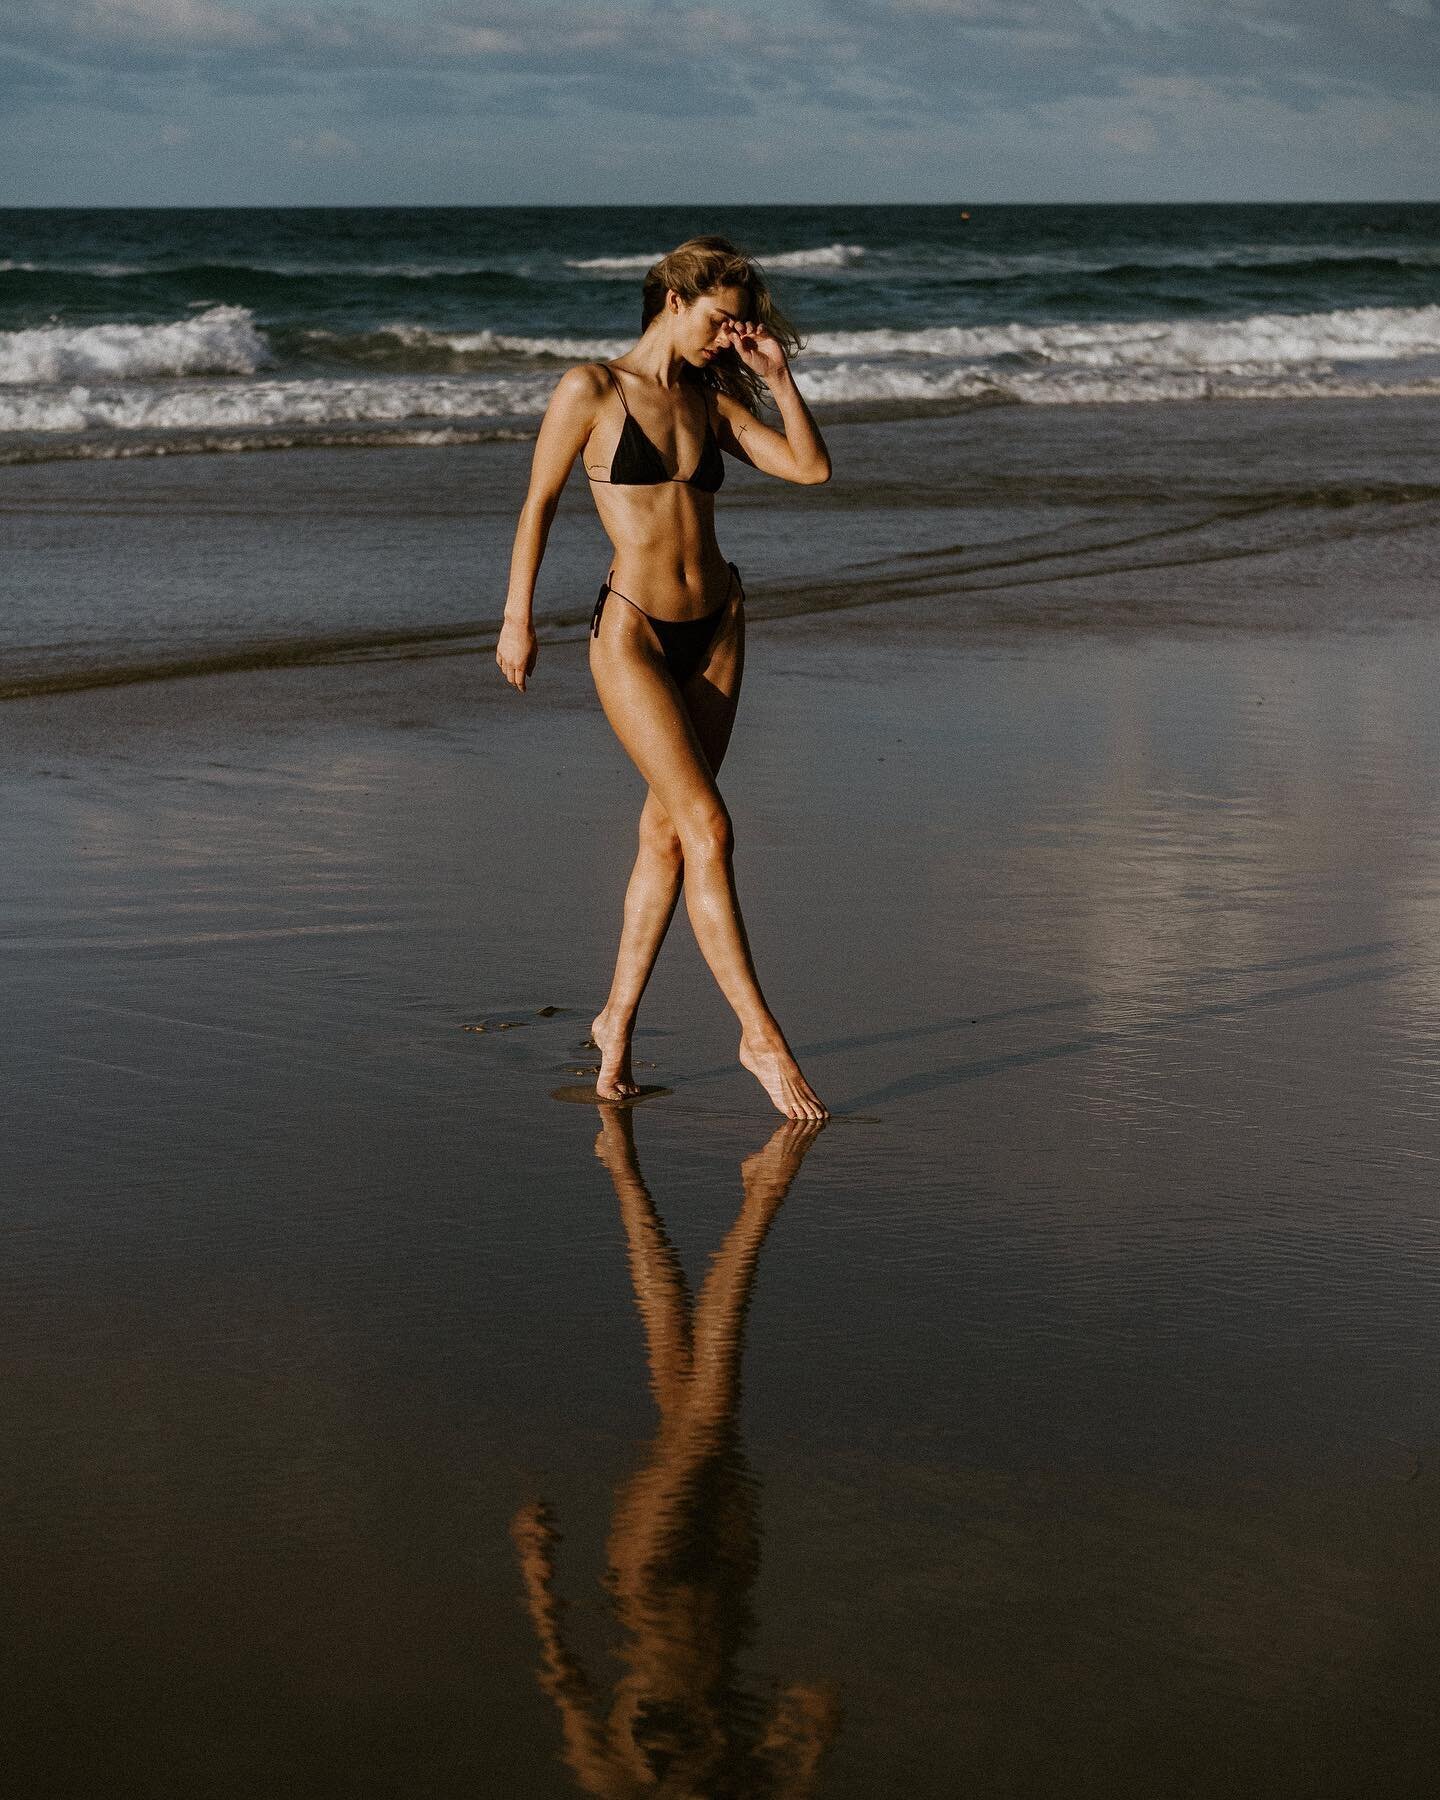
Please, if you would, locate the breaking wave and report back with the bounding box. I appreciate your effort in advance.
[3,303,1437,455]
[286,305,1440,376]
[0,305,270,383]
[801,306,1440,368]
[0,372,559,434]
[568,242,866,274]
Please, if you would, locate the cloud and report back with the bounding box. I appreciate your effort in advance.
[2,0,1434,195]
[1102,115,1160,154]
[88,0,267,48]
[20,1,380,69]
[9,0,1437,105]
[823,0,1439,105]
[287,124,358,157]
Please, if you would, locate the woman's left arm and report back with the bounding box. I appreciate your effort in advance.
[713,323,831,486]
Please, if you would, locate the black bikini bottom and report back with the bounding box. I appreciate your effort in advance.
[591,560,744,687]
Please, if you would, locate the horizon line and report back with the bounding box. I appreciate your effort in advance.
[3,197,1436,211]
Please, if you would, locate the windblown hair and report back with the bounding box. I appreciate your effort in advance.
[640,235,803,415]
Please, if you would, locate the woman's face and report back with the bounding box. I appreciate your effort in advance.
[675,284,751,364]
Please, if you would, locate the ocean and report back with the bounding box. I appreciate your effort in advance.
[3,202,1439,464]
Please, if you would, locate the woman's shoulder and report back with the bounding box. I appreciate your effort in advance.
[554,361,613,397]
[543,362,612,425]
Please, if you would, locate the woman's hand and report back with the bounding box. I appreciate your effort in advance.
[720,318,788,385]
[496,616,538,693]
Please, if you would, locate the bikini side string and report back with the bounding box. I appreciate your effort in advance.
[593,564,741,640]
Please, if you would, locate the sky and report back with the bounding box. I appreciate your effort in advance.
[2,0,1436,205]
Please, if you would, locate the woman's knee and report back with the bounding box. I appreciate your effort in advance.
[677,799,733,864]
[639,806,684,869]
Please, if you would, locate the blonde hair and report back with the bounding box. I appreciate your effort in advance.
[640,234,803,415]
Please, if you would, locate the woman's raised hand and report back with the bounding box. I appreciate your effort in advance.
[721,318,788,383]
[496,616,538,693]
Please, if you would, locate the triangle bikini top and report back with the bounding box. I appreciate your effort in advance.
[588,363,725,494]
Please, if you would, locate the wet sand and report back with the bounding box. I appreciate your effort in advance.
[5,395,1440,704]
[6,408,1440,1795]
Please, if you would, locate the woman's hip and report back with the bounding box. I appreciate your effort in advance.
[598,554,743,621]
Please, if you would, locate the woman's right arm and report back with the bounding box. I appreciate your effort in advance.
[496,365,602,694]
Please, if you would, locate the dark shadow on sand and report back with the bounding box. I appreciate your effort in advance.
[843,959,1402,1112]
[674,941,1401,1113]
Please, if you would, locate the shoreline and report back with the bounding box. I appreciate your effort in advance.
[5,392,1439,715]
[6,382,1440,469]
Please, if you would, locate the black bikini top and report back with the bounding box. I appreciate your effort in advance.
[589,363,725,494]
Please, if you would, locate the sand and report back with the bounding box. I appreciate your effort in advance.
[5,403,1440,1794]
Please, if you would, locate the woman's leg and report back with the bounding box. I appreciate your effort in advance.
[590,790,685,1098]
[589,592,826,1120]
[591,596,746,1099]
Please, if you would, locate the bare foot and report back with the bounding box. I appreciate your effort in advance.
[739,1035,828,1120]
[590,1009,641,1102]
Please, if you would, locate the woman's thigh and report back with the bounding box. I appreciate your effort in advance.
[589,604,727,834]
[682,587,745,777]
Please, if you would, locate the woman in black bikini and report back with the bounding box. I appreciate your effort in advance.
[496,237,830,1120]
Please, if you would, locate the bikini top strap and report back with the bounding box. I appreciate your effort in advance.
[602,363,631,417]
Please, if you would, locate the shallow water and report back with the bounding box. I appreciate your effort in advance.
[6,614,1440,1794]
[4,396,1439,698]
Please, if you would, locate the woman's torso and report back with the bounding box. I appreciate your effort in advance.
[583,361,734,621]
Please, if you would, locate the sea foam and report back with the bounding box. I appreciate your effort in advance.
[333,305,1440,374]
[802,305,1440,368]
[567,242,865,274]
[0,306,270,383]
[3,304,1438,444]
[0,372,561,434]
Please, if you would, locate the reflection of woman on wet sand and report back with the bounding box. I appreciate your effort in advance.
[496,236,829,1120]
[511,1113,839,1796]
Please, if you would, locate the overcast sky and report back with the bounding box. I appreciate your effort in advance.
[3,0,1436,206]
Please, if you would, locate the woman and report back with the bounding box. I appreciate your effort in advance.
[496,236,830,1120]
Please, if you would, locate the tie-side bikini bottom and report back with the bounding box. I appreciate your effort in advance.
[591,560,744,687]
